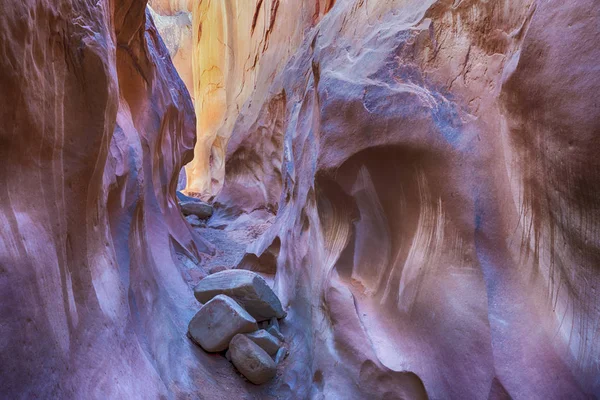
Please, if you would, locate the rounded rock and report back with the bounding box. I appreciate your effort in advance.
[188,294,257,352]
[229,334,277,385]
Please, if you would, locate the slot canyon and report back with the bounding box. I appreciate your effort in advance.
[1,0,599,398]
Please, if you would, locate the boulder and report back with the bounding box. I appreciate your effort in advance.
[193,270,286,321]
[229,334,277,385]
[259,317,280,331]
[180,200,213,219]
[245,329,282,356]
[188,294,258,352]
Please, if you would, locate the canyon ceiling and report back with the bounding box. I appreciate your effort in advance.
[1,0,599,399]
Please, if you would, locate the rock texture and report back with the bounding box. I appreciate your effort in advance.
[212,0,600,398]
[178,189,214,218]
[147,0,194,102]
[1,0,599,399]
[188,295,258,352]
[194,270,286,321]
[185,214,204,227]
[148,0,192,15]
[184,0,336,197]
[266,325,285,343]
[0,1,259,398]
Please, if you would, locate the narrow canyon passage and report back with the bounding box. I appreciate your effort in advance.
[1,0,599,399]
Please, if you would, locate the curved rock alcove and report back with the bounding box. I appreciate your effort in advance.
[1,0,599,399]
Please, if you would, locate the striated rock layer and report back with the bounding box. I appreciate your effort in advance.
[184,0,336,197]
[215,0,600,398]
[148,0,192,15]
[1,0,599,399]
[0,0,265,398]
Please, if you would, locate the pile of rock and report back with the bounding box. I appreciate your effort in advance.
[188,270,288,384]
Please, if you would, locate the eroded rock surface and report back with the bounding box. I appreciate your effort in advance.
[1,0,599,398]
[184,0,335,196]
[212,0,600,398]
[147,1,194,102]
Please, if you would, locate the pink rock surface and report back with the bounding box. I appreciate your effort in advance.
[1,0,599,399]
[184,0,336,197]
[0,1,255,398]
[216,0,600,398]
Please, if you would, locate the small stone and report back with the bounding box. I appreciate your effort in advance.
[225,349,232,361]
[267,325,284,342]
[185,214,203,227]
[188,294,258,352]
[245,329,282,356]
[193,270,286,321]
[274,347,288,365]
[229,334,276,385]
[269,317,279,330]
[180,201,213,219]
[208,265,228,275]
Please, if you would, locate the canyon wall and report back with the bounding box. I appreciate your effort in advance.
[147,0,194,102]
[216,0,600,398]
[184,0,335,197]
[1,0,599,399]
[148,0,192,15]
[0,0,249,398]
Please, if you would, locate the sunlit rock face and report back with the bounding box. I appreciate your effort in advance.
[184,0,335,197]
[217,0,600,398]
[148,0,192,15]
[147,1,194,103]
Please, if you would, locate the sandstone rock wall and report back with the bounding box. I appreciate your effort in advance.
[0,1,247,398]
[148,0,192,15]
[147,1,194,103]
[184,0,335,197]
[217,0,600,398]
[1,0,599,398]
